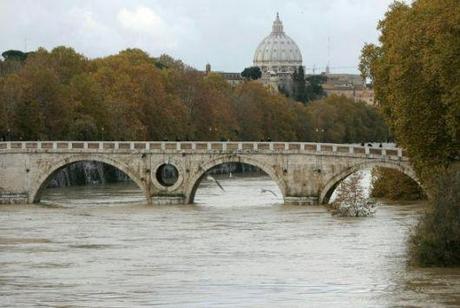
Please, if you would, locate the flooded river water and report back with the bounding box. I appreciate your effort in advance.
[1,176,459,307]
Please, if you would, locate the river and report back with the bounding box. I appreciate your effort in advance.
[1,175,459,307]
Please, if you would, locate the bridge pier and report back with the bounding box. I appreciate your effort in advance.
[152,195,186,205]
[0,192,29,204]
[284,196,319,206]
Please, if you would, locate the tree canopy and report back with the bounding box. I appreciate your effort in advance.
[360,0,460,267]
[291,68,326,105]
[360,0,459,180]
[1,50,31,62]
[306,95,389,143]
[305,75,326,103]
[241,66,262,80]
[0,46,388,144]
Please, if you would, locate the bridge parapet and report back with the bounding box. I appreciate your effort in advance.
[0,141,408,161]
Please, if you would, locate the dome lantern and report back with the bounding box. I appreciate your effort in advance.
[272,12,283,34]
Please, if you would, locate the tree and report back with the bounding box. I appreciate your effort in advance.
[359,0,459,182]
[241,66,261,80]
[360,0,460,267]
[305,74,326,102]
[2,50,29,62]
[292,66,307,103]
[0,50,33,78]
[291,70,326,104]
[0,74,23,139]
[0,46,390,145]
[332,172,376,217]
[410,167,460,266]
[306,95,389,143]
[92,49,187,140]
[156,54,187,71]
[232,81,299,141]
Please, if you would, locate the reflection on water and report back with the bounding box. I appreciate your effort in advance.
[0,176,459,307]
[40,182,146,207]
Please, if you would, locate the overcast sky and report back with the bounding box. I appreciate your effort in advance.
[0,0,402,74]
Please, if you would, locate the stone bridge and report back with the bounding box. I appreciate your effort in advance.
[0,141,418,205]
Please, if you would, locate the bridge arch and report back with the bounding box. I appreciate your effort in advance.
[186,155,286,204]
[319,160,421,205]
[30,154,148,203]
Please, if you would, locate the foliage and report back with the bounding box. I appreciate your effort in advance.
[331,172,377,217]
[0,46,388,144]
[241,66,262,80]
[305,74,327,103]
[360,0,460,267]
[306,95,389,143]
[409,166,460,266]
[292,66,307,103]
[371,167,425,201]
[359,0,460,183]
[291,69,326,105]
[1,50,31,62]
[156,54,188,71]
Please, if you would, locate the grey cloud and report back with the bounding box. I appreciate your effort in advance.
[0,0,399,73]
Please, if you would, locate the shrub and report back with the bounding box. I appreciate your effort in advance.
[409,166,460,267]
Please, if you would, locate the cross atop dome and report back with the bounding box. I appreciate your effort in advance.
[272,12,284,34]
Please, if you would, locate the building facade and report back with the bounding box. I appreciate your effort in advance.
[322,73,375,105]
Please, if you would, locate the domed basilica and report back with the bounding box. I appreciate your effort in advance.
[205,13,303,93]
[252,13,303,93]
[253,13,302,77]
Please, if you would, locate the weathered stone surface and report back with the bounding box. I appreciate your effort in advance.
[0,141,418,205]
[0,192,28,204]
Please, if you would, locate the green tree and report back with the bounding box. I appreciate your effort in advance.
[409,167,460,266]
[241,66,262,80]
[2,50,29,62]
[292,66,307,103]
[305,75,326,102]
[290,71,326,104]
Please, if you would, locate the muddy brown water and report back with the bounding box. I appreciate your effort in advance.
[0,176,459,307]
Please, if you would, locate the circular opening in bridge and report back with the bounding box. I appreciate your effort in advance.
[192,162,283,207]
[156,164,179,187]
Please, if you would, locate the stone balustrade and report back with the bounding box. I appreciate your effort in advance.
[0,141,407,160]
